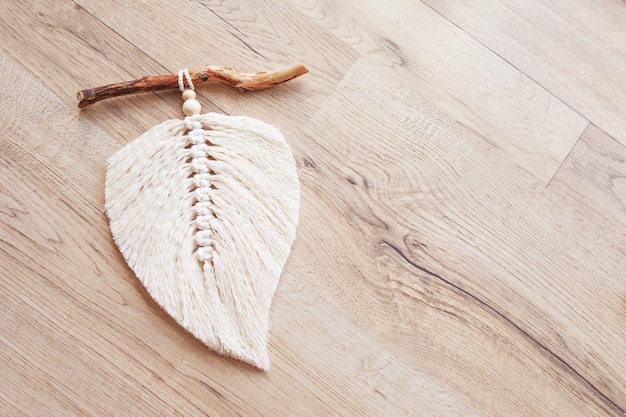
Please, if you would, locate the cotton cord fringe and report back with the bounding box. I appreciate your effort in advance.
[105,113,300,370]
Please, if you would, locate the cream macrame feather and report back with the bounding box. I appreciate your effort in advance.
[105,112,300,370]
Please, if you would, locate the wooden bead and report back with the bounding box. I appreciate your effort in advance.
[182,89,196,101]
[182,99,202,116]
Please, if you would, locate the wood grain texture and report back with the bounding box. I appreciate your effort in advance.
[1,0,625,415]
[422,0,626,148]
[289,0,589,182]
[293,58,625,416]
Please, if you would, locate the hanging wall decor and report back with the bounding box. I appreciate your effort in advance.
[78,63,308,370]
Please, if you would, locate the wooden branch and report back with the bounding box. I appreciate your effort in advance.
[77,63,308,108]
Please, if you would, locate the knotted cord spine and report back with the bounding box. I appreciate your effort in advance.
[186,116,215,263]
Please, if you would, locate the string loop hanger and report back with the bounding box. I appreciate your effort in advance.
[178,68,195,92]
[178,69,201,116]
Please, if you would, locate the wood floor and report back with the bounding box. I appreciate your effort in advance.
[1,0,625,415]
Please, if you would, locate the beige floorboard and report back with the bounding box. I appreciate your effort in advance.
[293,58,624,415]
[288,0,588,182]
[422,0,626,148]
[1,0,624,415]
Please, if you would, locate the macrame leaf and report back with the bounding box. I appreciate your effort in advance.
[105,113,300,370]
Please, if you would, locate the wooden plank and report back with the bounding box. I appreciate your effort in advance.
[549,124,626,212]
[292,57,625,415]
[288,0,588,183]
[422,0,626,148]
[548,124,626,251]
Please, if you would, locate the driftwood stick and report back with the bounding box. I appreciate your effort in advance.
[77,63,308,108]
